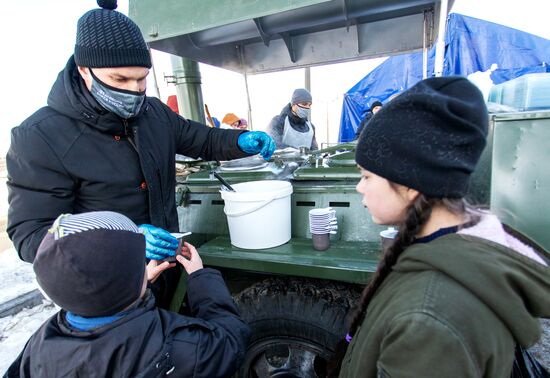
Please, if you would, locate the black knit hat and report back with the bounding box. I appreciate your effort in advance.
[74,0,152,68]
[34,211,146,317]
[370,101,383,112]
[356,76,488,198]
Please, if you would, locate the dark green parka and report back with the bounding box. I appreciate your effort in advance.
[340,220,550,377]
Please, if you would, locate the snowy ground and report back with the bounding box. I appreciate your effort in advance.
[532,319,550,368]
[0,300,58,372]
[0,249,39,305]
[0,247,59,373]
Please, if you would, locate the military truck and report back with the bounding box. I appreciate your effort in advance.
[129,1,549,376]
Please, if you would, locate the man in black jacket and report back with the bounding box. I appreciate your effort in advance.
[6,211,251,378]
[6,0,275,300]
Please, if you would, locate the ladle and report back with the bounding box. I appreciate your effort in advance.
[210,170,236,192]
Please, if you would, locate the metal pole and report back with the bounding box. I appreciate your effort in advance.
[422,11,428,79]
[433,0,448,77]
[148,50,162,99]
[170,56,206,122]
[304,67,311,92]
[243,72,253,130]
[326,102,329,144]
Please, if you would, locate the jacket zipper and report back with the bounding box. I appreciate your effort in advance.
[124,119,138,151]
[124,119,168,228]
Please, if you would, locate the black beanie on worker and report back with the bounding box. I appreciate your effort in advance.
[33,211,146,317]
[356,76,488,198]
[74,0,152,68]
[370,101,383,112]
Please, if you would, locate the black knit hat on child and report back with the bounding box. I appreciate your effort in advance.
[355,76,488,198]
[74,0,152,68]
[33,211,146,317]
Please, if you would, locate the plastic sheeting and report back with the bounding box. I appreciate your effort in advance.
[340,13,550,142]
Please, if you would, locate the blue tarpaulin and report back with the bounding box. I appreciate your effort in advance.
[339,13,550,142]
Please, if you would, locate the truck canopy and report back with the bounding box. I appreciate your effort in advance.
[131,0,453,74]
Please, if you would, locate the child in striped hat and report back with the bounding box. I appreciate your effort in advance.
[7,211,250,377]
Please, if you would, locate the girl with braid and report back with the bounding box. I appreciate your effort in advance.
[330,77,550,377]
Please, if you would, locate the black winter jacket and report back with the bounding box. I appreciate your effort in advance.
[7,57,248,262]
[354,112,373,139]
[5,269,251,378]
[266,104,318,150]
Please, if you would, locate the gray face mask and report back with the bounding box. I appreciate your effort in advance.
[294,105,311,120]
[89,69,145,119]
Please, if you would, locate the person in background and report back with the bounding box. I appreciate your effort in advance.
[6,211,250,378]
[166,94,179,114]
[221,113,248,130]
[329,77,550,377]
[266,88,318,150]
[6,0,275,308]
[354,101,382,139]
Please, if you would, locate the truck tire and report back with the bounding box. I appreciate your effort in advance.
[235,277,360,378]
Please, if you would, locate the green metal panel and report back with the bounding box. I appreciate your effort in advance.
[490,111,550,251]
[293,166,360,180]
[291,185,385,242]
[198,236,380,284]
[130,0,330,40]
[129,0,449,74]
[177,181,383,243]
[182,167,279,185]
[467,116,493,206]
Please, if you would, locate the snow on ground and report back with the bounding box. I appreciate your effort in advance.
[0,300,59,373]
[0,247,55,374]
[0,248,38,304]
[531,319,550,370]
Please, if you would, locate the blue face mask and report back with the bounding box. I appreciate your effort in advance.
[294,105,311,120]
[89,69,145,119]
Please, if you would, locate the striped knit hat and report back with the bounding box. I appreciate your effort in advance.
[34,211,146,317]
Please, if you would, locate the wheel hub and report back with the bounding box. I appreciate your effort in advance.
[243,338,329,378]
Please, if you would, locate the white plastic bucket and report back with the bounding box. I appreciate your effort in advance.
[220,180,293,249]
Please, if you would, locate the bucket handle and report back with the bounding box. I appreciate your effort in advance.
[224,196,277,217]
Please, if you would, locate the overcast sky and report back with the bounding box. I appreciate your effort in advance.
[1,0,549,153]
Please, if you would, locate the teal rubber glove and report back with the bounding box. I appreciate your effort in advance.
[138,224,179,260]
[237,131,276,160]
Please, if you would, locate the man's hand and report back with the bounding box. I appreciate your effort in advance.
[176,242,203,275]
[237,131,276,160]
[138,224,179,260]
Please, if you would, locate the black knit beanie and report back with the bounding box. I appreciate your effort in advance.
[355,76,488,198]
[33,211,146,317]
[370,101,383,112]
[74,0,152,68]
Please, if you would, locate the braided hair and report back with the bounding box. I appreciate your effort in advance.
[327,193,478,377]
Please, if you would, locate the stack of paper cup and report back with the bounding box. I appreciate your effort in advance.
[309,208,338,251]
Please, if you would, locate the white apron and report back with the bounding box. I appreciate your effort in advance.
[281,116,314,148]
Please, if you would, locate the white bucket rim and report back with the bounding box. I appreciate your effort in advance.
[220,180,293,202]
